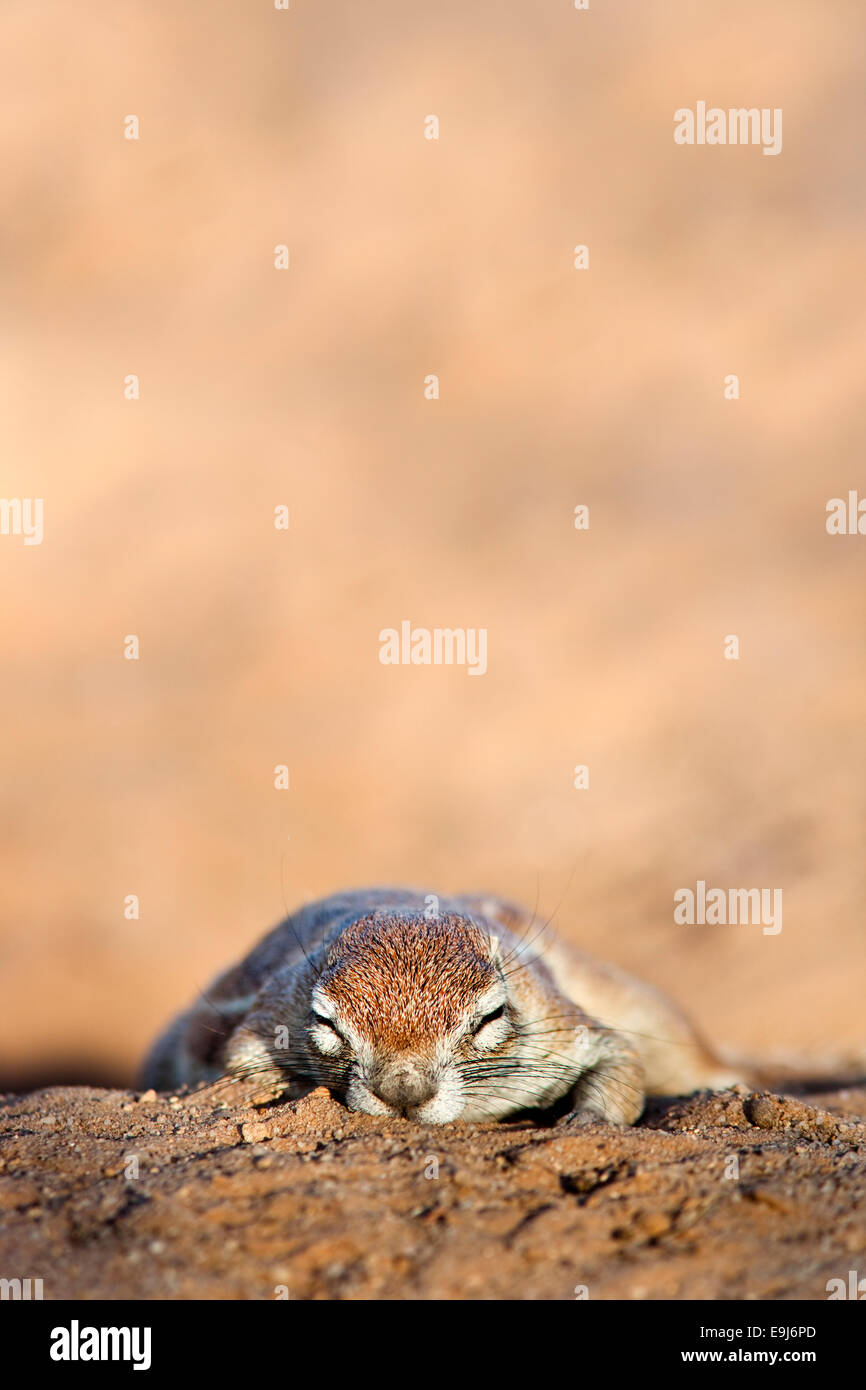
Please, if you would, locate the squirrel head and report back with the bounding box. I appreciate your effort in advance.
[305,912,517,1122]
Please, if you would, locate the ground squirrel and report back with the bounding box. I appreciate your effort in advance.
[141,888,744,1124]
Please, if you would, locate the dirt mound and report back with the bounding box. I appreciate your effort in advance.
[2,1080,864,1300]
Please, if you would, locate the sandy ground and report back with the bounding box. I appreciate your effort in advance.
[2,1078,864,1301]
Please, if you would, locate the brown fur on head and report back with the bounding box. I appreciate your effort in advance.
[320,913,497,1051]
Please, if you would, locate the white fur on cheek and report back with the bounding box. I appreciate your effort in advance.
[471,1017,510,1052]
[310,1023,341,1055]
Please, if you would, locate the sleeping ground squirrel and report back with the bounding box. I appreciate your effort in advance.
[142,888,744,1124]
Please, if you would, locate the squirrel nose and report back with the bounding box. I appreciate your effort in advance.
[371,1062,437,1112]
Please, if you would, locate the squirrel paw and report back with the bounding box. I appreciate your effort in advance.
[555,1107,615,1130]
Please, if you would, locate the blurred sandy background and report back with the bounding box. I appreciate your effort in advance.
[1,0,864,1088]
